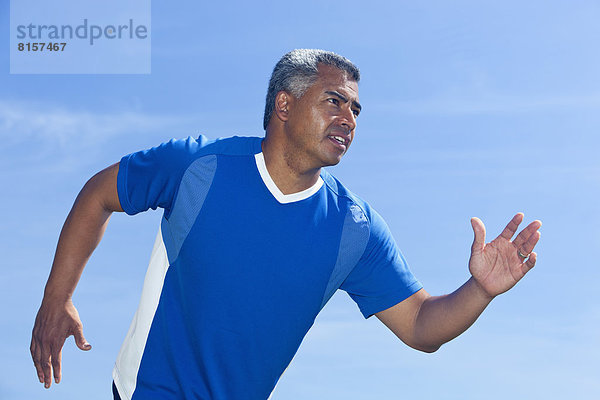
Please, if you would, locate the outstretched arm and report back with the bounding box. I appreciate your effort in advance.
[376,213,541,352]
[31,163,123,389]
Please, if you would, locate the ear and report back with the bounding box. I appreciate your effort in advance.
[274,91,292,123]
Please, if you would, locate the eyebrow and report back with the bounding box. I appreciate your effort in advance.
[325,90,362,112]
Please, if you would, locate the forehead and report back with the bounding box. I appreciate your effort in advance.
[312,64,359,99]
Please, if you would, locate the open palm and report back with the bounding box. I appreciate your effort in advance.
[469,213,541,298]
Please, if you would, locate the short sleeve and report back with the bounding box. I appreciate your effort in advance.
[117,136,202,216]
[340,209,422,319]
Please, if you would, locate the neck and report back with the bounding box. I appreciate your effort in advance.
[261,135,321,195]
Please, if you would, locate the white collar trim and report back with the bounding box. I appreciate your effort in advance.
[254,152,324,204]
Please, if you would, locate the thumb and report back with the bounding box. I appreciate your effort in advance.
[73,325,92,351]
[470,217,486,254]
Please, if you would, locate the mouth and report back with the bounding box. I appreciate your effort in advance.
[327,134,349,151]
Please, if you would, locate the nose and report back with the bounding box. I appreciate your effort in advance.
[340,106,356,132]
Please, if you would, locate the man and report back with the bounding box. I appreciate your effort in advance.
[31,49,541,399]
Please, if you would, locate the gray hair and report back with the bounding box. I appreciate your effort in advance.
[263,49,360,130]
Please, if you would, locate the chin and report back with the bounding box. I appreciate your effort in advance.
[320,155,343,168]
[314,146,347,168]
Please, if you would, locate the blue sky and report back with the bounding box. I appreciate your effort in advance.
[1,1,599,399]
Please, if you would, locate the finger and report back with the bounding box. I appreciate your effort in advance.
[512,219,542,249]
[470,217,486,254]
[51,346,62,384]
[499,213,524,240]
[31,339,44,384]
[40,347,52,389]
[73,325,92,351]
[50,336,66,385]
[522,252,537,274]
[518,230,541,257]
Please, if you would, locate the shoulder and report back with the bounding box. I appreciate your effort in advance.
[193,134,263,157]
[154,134,263,159]
[122,135,263,175]
[320,169,394,249]
[119,134,263,189]
[320,169,378,225]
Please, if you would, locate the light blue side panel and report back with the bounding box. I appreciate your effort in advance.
[319,204,370,310]
[161,155,217,264]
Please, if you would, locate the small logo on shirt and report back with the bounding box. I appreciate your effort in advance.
[349,204,367,224]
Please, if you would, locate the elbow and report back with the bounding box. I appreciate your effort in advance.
[409,340,442,353]
[417,344,441,354]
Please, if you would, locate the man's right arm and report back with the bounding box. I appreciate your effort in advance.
[31,162,123,389]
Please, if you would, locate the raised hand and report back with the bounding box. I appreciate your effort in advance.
[469,213,542,298]
[30,299,91,389]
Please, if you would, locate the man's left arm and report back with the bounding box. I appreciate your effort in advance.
[376,213,541,353]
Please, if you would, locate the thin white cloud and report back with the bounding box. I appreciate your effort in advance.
[0,99,205,174]
[0,99,198,148]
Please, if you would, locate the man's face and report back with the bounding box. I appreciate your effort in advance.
[282,64,361,170]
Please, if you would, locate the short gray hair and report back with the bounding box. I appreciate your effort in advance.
[263,49,360,130]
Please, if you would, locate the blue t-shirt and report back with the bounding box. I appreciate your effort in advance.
[112,135,422,400]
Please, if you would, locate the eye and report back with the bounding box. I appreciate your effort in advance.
[327,98,339,106]
[352,109,360,118]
